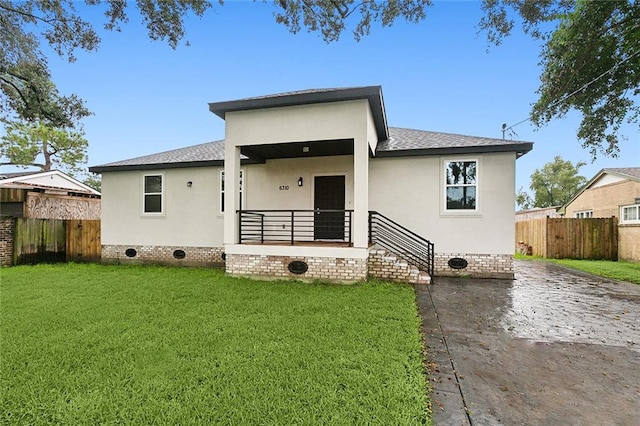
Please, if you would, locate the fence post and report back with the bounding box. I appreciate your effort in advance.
[0,217,16,267]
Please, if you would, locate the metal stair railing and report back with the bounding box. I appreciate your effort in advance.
[368,211,435,278]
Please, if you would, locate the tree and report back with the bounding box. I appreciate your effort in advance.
[83,173,101,192]
[0,1,431,122]
[0,120,88,176]
[3,1,637,160]
[0,0,214,123]
[1,61,90,128]
[481,0,640,159]
[274,0,431,42]
[517,156,587,209]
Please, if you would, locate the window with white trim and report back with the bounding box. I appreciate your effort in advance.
[143,174,163,214]
[574,210,593,218]
[620,204,640,224]
[445,160,477,210]
[220,169,244,213]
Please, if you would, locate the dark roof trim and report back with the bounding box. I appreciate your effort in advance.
[208,86,389,141]
[89,158,261,173]
[374,142,534,158]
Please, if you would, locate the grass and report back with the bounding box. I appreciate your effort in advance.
[515,253,640,284]
[545,258,640,284]
[0,264,430,425]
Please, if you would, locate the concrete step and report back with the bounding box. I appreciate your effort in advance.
[369,246,432,285]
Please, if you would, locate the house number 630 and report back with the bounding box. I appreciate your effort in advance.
[279,185,290,191]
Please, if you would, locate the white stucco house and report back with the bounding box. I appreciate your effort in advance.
[90,86,533,282]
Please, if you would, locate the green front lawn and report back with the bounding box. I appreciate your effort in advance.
[0,264,430,425]
[545,258,640,284]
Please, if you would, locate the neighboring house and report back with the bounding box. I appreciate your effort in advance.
[515,206,561,222]
[562,167,640,261]
[0,170,101,219]
[90,86,533,281]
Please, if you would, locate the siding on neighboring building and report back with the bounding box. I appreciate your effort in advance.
[564,180,640,218]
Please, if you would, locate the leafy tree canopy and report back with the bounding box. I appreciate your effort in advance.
[1,0,637,160]
[83,173,101,192]
[481,0,640,159]
[516,155,586,209]
[0,120,89,176]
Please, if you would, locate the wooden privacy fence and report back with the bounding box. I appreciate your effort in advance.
[516,217,618,260]
[13,219,101,265]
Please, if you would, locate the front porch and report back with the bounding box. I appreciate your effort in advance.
[211,86,432,283]
[225,209,435,284]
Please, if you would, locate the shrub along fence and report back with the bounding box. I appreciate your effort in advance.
[7,218,101,265]
[516,217,618,260]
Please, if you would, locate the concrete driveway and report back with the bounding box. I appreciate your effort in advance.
[416,260,640,425]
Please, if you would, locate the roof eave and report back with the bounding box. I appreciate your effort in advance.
[89,158,262,173]
[375,142,534,158]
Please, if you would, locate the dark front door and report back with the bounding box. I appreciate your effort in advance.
[314,175,346,240]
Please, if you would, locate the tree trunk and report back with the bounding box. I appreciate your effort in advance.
[42,139,51,171]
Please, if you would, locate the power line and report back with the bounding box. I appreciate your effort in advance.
[501,46,640,139]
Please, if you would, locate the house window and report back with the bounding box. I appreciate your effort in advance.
[143,174,163,214]
[445,160,477,210]
[220,169,244,213]
[574,210,593,218]
[620,204,640,224]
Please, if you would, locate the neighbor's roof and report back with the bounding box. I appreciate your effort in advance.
[601,167,640,181]
[0,171,43,180]
[560,167,640,210]
[90,127,533,173]
[0,170,100,195]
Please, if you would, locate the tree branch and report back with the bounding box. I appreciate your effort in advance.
[0,3,84,28]
[0,160,45,169]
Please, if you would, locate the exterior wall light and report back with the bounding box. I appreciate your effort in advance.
[298,177,303,187]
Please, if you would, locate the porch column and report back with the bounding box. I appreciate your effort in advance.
[224,144,241,245]
[353,135,369,248]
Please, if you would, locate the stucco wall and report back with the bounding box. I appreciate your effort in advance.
[101,150,519,277]
[225,100,374,146]
[101,167,223,247]
[565,180,640,218]
[369,152,517,256]
[244,156,354,211]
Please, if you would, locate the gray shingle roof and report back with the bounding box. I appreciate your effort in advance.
[603,167,640,181]
[232,87,365,102]
[378,127,532,155]
[0,171,43,180]
[90,140,227,172]
[90,127,532,173]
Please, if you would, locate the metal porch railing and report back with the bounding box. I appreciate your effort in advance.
[237,209,353,245]
[368,211,435,277]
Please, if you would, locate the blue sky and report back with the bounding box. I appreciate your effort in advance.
[33,1,640,191]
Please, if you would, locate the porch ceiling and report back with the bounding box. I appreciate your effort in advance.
[241,139,354,163]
